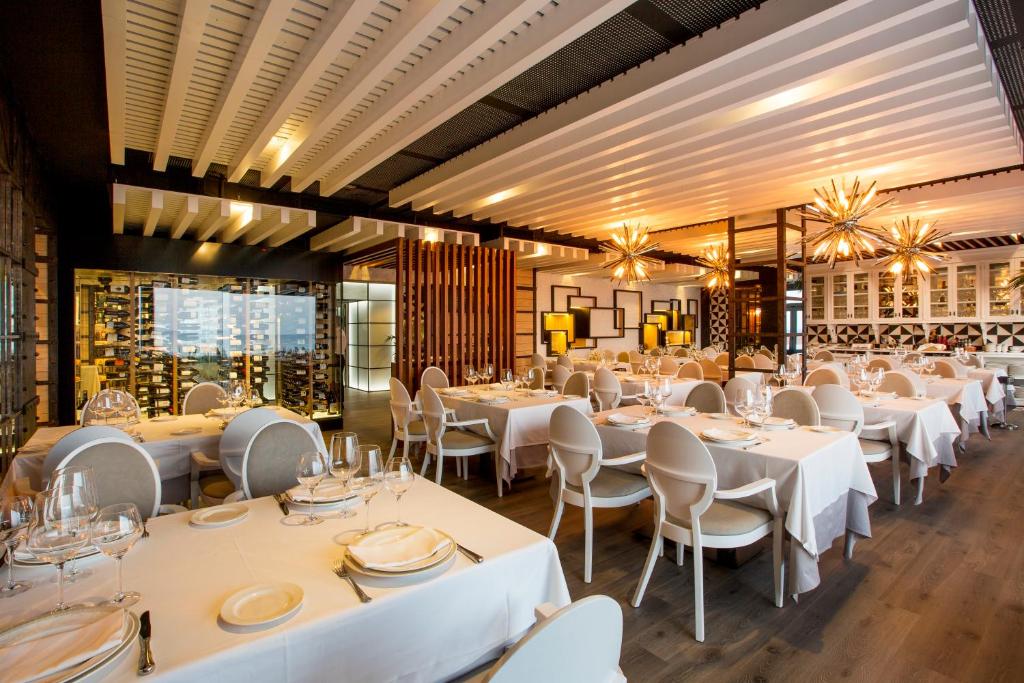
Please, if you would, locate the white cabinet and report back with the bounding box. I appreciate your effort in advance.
[926,263,979,320]
[876,271,921,321]
[807,275,826,322]
[827,272,870,320]
[830,274,848,320]
[984,259,1023,319]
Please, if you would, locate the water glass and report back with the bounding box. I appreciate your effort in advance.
[48,466,98,583]
[294,450,328,525]
[329,432,360,519]
[636,381,652,415]
[383,455,415,526]
[0,495,34,597]
[349,445,384,534]
[27,489,91,612]
[91,503,143,606]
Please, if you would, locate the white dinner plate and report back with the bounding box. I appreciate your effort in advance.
[220,582,304,627]
[344,529,457,576]
[606,413,650,427]
[657,406,696,417]
[14,545,101,567]
[148,416,176,422]
[0,606,139,683]
[805,425,843,433]
[286,480,356,504]
[190,503,249,528]
[170,427,202,436]
[707,413,735,420]
[747,416,796,430]
[701,428,757,444]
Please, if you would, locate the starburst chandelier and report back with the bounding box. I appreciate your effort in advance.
[600,223,660,284]
[876,217,949,280]
[800,177,894,267]
[696,244,730,292]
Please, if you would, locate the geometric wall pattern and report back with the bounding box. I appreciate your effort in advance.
[985,322,1024,348]
[807,324,831,345]
[878,323,927,346]
[835,324,873,345]
[709,289,728,346]
[932,322,985,347]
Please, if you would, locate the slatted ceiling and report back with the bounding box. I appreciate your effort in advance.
[352,153,435,192]
[310,215,480,253]
[123,0,178,152]
[486,237,592,269]
[974,0,1024,133]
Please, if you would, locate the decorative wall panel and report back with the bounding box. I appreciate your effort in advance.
[878,323,926,346]
[709,289,728,346]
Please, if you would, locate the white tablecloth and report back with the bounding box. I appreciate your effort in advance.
[441,389,592,481]
[585,373,699,404]
[923,377,988,429]
[0,478,570,682]
[593,405,876,595]
[968,368,1006,418]
[2,407,324,502]
[859,395,962,480]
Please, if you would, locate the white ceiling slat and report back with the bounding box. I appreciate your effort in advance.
[112,185,127,234]
[152,0,212,171]
[316,0,634,197]
[296,0,556,194]
[310,217,358,252]
[220,204,262,243]
[101,0,127,165]
[225,0,380,182]
[170,195,200,239]
[195,199,231,241]
[142,190,165,236]
[191,0,295,178]
[242,207,289,245]
[265,209,317,247]
[262,0,466,189]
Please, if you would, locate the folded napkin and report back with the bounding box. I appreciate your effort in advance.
[287,479,352,503]
[606,413,650,426]
[439,388,471,396]
[476,392,510,403]
[0,607,124,683]
[529,389,557,397]
[347,526,452,570]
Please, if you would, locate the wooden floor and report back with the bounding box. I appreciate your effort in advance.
[337,388,1024,682]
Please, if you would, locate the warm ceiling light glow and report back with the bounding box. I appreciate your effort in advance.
[422,228,440,243]
[229,201,254,225]
[876,216,949,281]
[800,176,893,268]
[696,244,730,292]
[600,223,660,284]
[481,188,520,206]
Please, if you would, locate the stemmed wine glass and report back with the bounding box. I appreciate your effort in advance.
[384,455,415,526]
[736,389,754,427]
[294,450,328,525]
[329,432,360,519]
[27,488,92,612]
[501,369,515,392]
[870,367,885,394]
[0,495,34,596]
[464,366,478,386]
[349,445,384,534]
[522,368,535,393]
[636,381,652,416]
[481,363,495,385]
[229,380,247,408]
[91,503,143,606]
[48,466,98,583]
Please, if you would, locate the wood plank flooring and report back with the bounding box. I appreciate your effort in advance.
[335,388,1024,682]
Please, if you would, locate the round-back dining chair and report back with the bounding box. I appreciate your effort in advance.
[388,377,426,463]
[42,426,134,487]
[182,382,228,415]
[552,364,572,394]
[677,361,703,381]
[530,353,547,369]
[714,352,730,367]
[593,367,623,412]
[812,350,835,362]
[771,388,820,426]
[735,355,755,369]
[55,437,169,520]
[698,359,723,383]
[674,347,689,358]
[933,359,967,379]
[867,357,895,372]
[804,366,843,387]
[684,381,727,413]
[529,366,546,390]
[617,351,630,363]
[658,356,679,376]
[877,371,916,397]
[556,355,574,370]
[420,366,450,391]
[723,376,758,415]
[240,420,324,500]
[562,371,590,399]
[421,386,500,495]
[217,407,292,492]
[752,353,774,370]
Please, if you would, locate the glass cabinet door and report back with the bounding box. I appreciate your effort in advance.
[955,265,977,317]
[808,276,825,320]
[988,261,1013,317]
[900,275,920,319]
[852,273,870,318]
[877,271,896,319]
[929,267,949,318]
[831,275,848,319]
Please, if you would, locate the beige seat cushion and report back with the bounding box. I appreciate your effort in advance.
[404,420,426,435]
[858,438,893,459]
[200,474,234,499]
[440,429,495,450]
[567,468,649,499]
[669,499,771,536]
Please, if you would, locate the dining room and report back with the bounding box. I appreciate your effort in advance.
[0,0,1023,681]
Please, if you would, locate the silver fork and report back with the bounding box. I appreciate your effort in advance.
[332,560,372,603]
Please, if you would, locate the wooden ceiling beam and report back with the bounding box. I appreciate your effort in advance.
[265,209,317,248]
[195,199,231,241]
[141,190,164,237]
[170,195,200,239]
[112,184,126,234]
[100,0,127,165]
[242,207,289,246]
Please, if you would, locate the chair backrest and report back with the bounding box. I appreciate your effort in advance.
[42,426,133,485]
[593,367,622,411]
[482,596,624,683]
[714,352,729,366]
[904,352,922,364]
[80,390,142,426]
[218,407,287,488]
[756,348,775,362]
[389,377,416,433]
[752,353,774,370]
[644,421,716,526]
[241,420,322,499]
[552,364,572,392]
[628,350,643,364]
[735,355,755,369]
[961,355,983,368]
[684,381,727,413]
[867,357,895,371]
[548,405,602,489]
[556,355,574,370]
[601,349,615,362]
[813,350,834,362]
[420,366,449,390]
[658,356,679,375]
[878,371,916,397]
[530,366,546,390]
[698,358,722,382]
[723,376,757,414]
[804,366,843,387]
[673,347,689,357]
[420,386,448,447]
[934,359,967,379]
[616,351,630,363]
[182,382,228,415]
[771,388,821,426]
[530,353,547,368]
[702,346,718,356]
[649,347,663,357]
[891,368,926,397]
[812,384,864,434]
[57,438,161,520]
[563,371,590,398]
[677,361,703,381]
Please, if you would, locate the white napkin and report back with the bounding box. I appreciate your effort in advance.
[702,428,756,443]
[347,526,452,569]
[287,480,352,503]
[529,389,557,397]
[607,413,650,426]
[476,392,510,403]
[0,608,124,683]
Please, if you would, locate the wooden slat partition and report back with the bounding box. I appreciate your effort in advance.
[395,238,516,393]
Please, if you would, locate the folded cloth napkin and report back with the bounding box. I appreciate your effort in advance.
[347,526,452,570]
[529,389,557,397]
[0,607,124,683]
[287,480,352,503]
[476,392,509,403]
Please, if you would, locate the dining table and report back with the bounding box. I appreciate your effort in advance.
[922,375,989,436]
[592,405,877,597]
[1,406,324,503]
[437,386,592,485]
[0,476,570,682]
[584,372,699,404]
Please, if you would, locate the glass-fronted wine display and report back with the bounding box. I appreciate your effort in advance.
[75,270,342,422]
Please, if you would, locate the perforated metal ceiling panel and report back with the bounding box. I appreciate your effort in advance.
[974,0,1024,133]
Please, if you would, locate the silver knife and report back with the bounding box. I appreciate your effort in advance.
[456,543,484,563]
[272,494,290,516]
[137,610,155,675]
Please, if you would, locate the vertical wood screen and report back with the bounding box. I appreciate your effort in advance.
[395,238,516,393]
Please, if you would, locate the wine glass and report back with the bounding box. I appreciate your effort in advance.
[644,381,660,417]
[294,450,328,525]
[636,381,651,415]
[658,378,673,409]
[384,455,415,526]
[774,365,785,387]
[736,389,754,427]
[349,445,384,534]
[91,503,143,606]
[482,363,495,385]
[0,495,34,597]
[464,366,478,386]
[501,369,515,392]
[27,489,91,612]
[329,432,360,519]
[48,466,98,583]
[871,367,885,394]
[522,368,535,393]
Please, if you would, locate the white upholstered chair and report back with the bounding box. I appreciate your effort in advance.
[812,350,835,362]
[684,381,727,413]
[562,371,590,399]
[877,371,916,398]
[698,359,722,383]
[552,364,571,394]
[593,367,629,411]
[804,366,843,387]
[531,353,547,368]
[677,361,703,381]
[420,366,450,391]
[547,406,649,583]
[735,355,755,369]
[714,352,730,367]
[674,347,689,358]
[556,355,574,371]
[723,376,757,416]
[529,366,546,390]
[659,356,680,376]
[631,421,783,642]
[388,378,427,466]
[867,357,895,372]
[752,353,774,370]
[182,382,228,415]
[771,388,820,426]
[42,426,133,487]
[933,359,967,379]
[421,386,501,496]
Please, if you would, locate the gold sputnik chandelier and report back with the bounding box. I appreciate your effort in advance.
[800,177,894,267]
[601,223,660,284]
[696,244,730,292]
[876,217,949,280]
